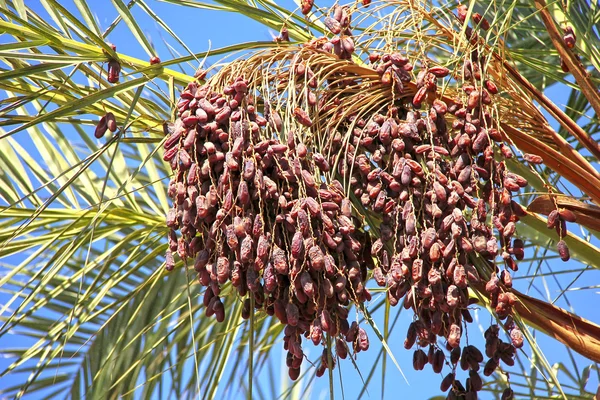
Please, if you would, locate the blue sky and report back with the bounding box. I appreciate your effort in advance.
[2,1,600,399]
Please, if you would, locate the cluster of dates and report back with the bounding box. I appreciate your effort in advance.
[300,4,356,60]
[158,4,569,397]
[163,76,375,380]
[314,41,532,396]
[458,4,574,267]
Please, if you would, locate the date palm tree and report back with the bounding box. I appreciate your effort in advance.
[0,0,599,399]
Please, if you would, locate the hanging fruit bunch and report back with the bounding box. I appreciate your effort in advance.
[314,54,523,398]
[162,2,572,398]
[163,68,377,379]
